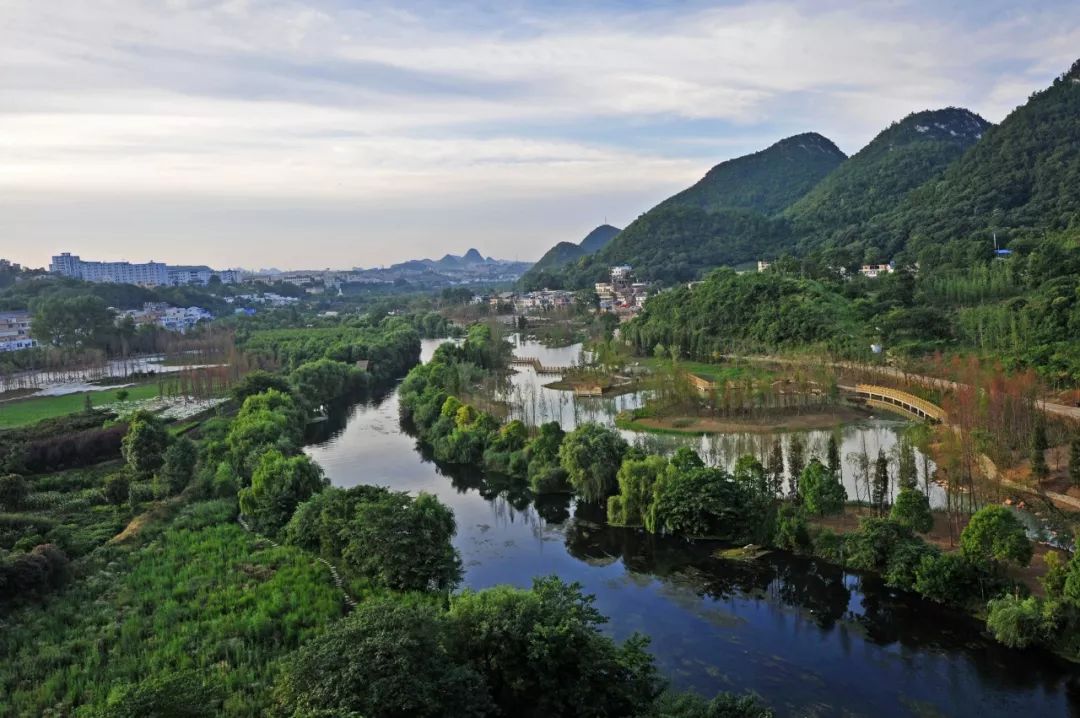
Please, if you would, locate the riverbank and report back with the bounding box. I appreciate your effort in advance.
[615,404,870,434]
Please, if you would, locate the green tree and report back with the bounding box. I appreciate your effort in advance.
[986,595,1048,649]
[772,505,811,553]
[826,434,841,476]
[800,459,846,516]
[238,451,327,538]
[1071,436,1080,488]
[766,439,784,497]
[446,577,662,717]
[230,370,294,403]
[526,422,569,494]
[890,488,934,533]
[961,505,1033,568]
[274,597,490,718]
[786,435,805,497]
[897,439,918,490]
[871,449,890,514]
[608,455,668,526]
[733,455,769,500]
[341,490,462,592]
[154,437,198,497]
[103,472,131,507]
[1031,417,1050,482]
[30,294,115,348]
[121,412,170,479]
[558,423,629,503]
[913,552,979,605]
[0,473,29,511]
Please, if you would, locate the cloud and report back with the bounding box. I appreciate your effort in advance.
[0,0,1077,267]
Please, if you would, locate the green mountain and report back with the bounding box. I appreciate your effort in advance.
[521,224,621,289]
[882,60,1080,262]
[660,132,846,215]
[578,224,621,253]
[786,108,991,249]
[586,206,791,284]
[558,133,845,284]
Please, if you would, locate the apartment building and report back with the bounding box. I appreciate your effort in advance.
[0,311,36,352]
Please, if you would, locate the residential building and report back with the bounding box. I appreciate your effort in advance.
[115,303,213,333]
[757,260,771,272]
[0,311,35,352]
[859,264,894,278]
[50,252,238,287]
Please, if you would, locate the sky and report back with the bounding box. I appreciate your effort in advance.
[1,1,1078,270]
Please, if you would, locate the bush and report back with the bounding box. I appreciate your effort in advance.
[961,505,1033,569]
[914,552,979,605]
[0,474,29,511]
[155,437,198,497]
[890,488,934,533]
[986,594,1050,649]
[121,412,170,479]
[102,670,223,718]
[773,505,811,553]
[103,473,131,507]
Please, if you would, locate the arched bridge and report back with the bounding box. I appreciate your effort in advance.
[855,384,947,423]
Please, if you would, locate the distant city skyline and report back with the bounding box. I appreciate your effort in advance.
[2,0,1079,270]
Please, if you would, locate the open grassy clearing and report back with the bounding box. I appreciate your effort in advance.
[0,499,346,717]
[0,383,161,429]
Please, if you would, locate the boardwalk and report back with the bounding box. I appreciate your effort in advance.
[510,357,575,375]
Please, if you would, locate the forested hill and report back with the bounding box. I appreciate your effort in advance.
[543,133,845,285]
[659,132,846,215]
[785,108,991,250]
[520,224,621,289]
[880,59,1080,264]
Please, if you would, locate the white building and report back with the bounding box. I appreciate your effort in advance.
[50,253,237,287]
[859,264,895,279]
[0,311,35,352]
[115,304,212,333]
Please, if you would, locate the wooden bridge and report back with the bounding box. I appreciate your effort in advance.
[854,384,947,423]
[510,357,575,375]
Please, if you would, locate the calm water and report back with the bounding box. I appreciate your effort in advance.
[305,338,1079,717]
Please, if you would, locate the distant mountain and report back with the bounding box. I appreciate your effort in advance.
[659,132,847,216]
[578,224,621,254]
[785,108,991,248]
[520,224,621,289]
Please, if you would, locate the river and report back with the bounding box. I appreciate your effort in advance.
[305,338,1079,717]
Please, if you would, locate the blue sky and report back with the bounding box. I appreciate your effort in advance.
[0,0,1077,269]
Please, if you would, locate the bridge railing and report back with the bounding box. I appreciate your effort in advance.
[855,383,947,422]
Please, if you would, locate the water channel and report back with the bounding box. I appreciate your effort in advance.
[305,338,1079,717]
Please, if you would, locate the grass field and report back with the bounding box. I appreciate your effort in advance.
[0,382,162,429]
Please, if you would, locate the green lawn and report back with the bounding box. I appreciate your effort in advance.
[0,382,162,429]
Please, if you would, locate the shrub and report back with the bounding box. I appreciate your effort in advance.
[986,595,1049,649]
[961,505,1033,568]
[0,474,29,511]
[103,473,131,507]
[890,488,934,533]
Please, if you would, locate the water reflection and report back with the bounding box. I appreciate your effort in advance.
[303,338,1080,717]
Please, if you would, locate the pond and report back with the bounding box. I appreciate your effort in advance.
[304,338,1080,717]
